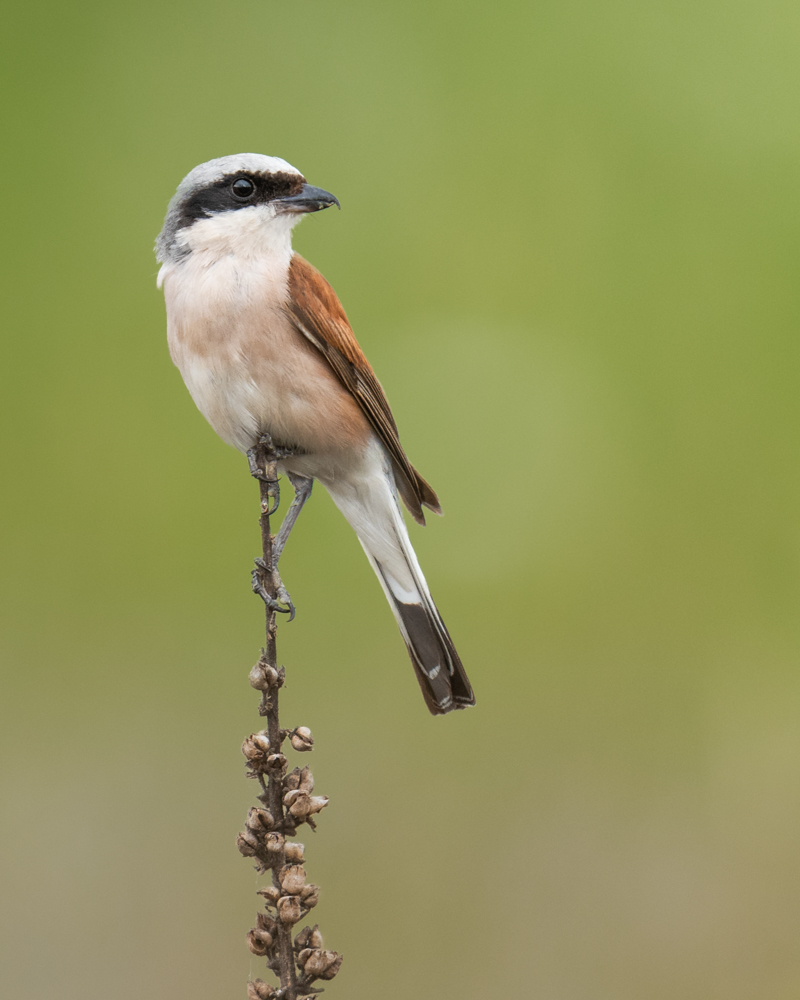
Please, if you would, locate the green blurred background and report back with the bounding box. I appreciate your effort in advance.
[2,1,800,997]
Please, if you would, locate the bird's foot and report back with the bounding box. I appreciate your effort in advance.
[248,432,298,469]
[252,557,296,621]
[247,433,302,514]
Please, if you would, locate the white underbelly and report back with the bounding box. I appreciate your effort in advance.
[178,351,264,452]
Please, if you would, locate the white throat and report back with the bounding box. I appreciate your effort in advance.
[186,204,300,261]
[157,205,302,290]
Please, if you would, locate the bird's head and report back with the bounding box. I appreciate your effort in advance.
[156,153,339,264]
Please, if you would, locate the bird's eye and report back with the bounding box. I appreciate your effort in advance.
[231,177,256,199]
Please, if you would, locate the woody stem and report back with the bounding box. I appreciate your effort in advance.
[257,464,298,1000]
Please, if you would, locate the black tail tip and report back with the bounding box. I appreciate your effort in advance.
[426,690,477,716]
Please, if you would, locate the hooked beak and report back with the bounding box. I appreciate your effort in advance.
[276,183,340,214]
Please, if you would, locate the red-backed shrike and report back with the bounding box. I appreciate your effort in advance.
[156,154,474,715]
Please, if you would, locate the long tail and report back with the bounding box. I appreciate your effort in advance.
[326,463,475,715]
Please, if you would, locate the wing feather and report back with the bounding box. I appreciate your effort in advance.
[286,254,440,524]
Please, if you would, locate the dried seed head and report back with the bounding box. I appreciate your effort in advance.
[279,864,306,895]
[242,731,271,768]
[300,884,320,908]
[252,731,271,752]
[293,925,313,951]
[284,791,309,818]
[296,947,315,970]
[284,790,327,820]
[284,842,305,863]
[265,832,285,854]
[249,662,270,691]
[247,979,276,1000]
[246,808,274,832]
[256,912,278,934]
[303,949,328,977]
[242,738,263,762]
[298,766,314,793]
[246,928,271,956]
[284,767,302,791]
[257,885,281,906]
[236,831,260,857]
[277,895,302,925]
[249,658,280,692]
[317,951,343,981]
[296,924,323,952]
[254,927,274,949]
[290,727,314,752]
[266,753,287,772]
[303,949,342,980]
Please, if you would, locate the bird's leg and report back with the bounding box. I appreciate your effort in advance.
[251,475,314,621]
[247,439,310,620]
[273,473,314,564]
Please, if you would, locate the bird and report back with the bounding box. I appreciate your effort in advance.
[155,153,474,715]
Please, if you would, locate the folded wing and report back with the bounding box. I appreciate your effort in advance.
[285,254,441,525]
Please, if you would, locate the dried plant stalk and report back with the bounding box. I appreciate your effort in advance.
[237,440,342,1000]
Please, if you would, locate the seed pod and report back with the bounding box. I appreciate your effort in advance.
[293,925,313,952]
[279,864,306,895]
[257,885,281,906]
[284,767,302,791]
[246,928,271,956]
[235,837,257,858]
[241,827,261,847]
[251,731,271,752]
[300,884,320,908]
[297,947,315,969]
[247,978,276,999]
[266,753,287,772]
[286,791,311,818]
[284,842,305,863]
[308,924,323,949]
[302,949,327,977]
[242,737,263,761]
[317,952,343,981]
[277,895,302,925]
[307,796,328,816]
[236,830,260,857]
[265,832,285,854]
[298,766,314,793]
[304,949,342,979]
[285,790,326,819]
[248,662,270,691]
[246,808,274,832]
[256,912,278,934]
[254,927,274,949]
[290,727,314,752]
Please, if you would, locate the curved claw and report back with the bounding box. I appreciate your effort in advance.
[247,445,273,484]
[273,572,296,620]
[251,569,293,615]
[276,588,296,622]
[265,479,281,516]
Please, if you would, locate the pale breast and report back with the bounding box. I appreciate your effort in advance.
[161,253,371,462]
